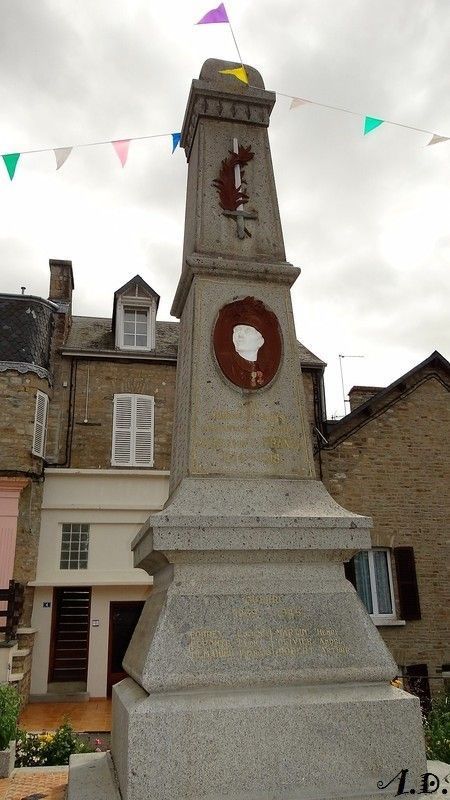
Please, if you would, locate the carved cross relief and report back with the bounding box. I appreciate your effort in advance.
[213,139,258,239]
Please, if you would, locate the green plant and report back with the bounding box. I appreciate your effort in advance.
[15,721,93,767]
[0,684,21,750]
[423,690,450,763]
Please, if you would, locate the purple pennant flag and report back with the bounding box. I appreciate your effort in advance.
[196,2,229,24]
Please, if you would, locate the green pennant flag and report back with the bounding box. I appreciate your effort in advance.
[2,152,20,180]
[364,117,384,135]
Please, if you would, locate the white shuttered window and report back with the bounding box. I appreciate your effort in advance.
[112,394,154,467]
[32,390,49,457]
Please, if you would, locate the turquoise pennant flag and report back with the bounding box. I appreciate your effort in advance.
[171,133,181,153]
[2,152,20,180]
[364,117,384,135]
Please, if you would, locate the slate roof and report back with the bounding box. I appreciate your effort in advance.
[64,316,178,359]
[63,315,325,368]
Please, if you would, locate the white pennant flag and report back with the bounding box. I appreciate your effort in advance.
[54,147,73,170]
[426,134,450,147]
[290,97,308,110]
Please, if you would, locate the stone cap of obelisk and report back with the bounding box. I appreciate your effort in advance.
[180,59,275,160]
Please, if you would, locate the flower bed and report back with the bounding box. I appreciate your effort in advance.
[15,721,95,767]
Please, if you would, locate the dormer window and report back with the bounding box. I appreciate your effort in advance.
[123,307,149,348]
[112,275,160,352]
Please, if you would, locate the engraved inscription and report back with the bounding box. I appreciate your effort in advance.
[196,410,298,467]
[185,596,350,663]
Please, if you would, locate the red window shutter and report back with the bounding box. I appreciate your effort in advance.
[394,547,421,621]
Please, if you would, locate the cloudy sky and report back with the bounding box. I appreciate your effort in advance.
[1,0,449,417]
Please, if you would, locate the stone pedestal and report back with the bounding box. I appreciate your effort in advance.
[111,475,426,799]
[113,680,424,800]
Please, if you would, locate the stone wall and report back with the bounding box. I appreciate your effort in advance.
[63,359,177,470]
[321,376,450,695]
[0,371,50,475]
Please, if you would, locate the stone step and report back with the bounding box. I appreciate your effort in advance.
[29,691,89,703]
[68,752,121,800]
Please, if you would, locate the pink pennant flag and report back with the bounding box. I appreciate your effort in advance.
[290,97,308,110]
[112,140,130,167]
[426,134,450,146]
[196,2,229,23]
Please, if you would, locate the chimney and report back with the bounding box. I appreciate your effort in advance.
[348,385,383,412]
[48,259,74,308]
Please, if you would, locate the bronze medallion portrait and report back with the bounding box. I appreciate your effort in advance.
[213,297,282,391]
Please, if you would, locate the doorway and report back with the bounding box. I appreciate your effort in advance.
[107,601,145,696]
[49,587,91,683]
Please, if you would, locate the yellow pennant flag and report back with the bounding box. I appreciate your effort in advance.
[219,66,248,85]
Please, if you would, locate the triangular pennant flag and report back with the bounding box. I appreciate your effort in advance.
[219,66,248,85]
[426,134,450,146]
[2,153,20,180]
[290,97,308,110]
[54,147,72,170]
[112,140,130,167]
[196,3,229,23]
[363,116,384,135]
[171,133,181,153]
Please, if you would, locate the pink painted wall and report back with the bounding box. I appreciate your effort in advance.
[0,479,28,589]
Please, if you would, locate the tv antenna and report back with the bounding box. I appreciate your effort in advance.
[339,354,365,416]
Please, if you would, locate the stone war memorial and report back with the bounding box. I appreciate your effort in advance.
[69,59,427,800]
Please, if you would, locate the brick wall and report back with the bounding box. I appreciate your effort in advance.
[322,375,450,694]
[61,359,177,470]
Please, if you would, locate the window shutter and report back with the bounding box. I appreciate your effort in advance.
[394,547,421,621]
[112,394,133,466]
[344,558,357,589]
[404,664,431,715]
[134,395,154,466]
[112,394,154,467]
[32,391,48,457]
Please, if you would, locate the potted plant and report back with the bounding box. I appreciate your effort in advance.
[0,683,21,777]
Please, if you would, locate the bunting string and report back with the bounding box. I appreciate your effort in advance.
[2,2,449,180]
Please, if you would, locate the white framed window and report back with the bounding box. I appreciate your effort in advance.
[111,394,154,467]
[32,390,49,457]
[115,298,156,351]
[353,548,396,618]
[60,523,89,569]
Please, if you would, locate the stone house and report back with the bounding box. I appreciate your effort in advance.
[1,259,448,703]
[320,351,450,706]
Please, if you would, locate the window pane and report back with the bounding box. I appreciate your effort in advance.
[124,322,135,334]
[354,552,373,614]
[373,550,393,614]
[135,322,147,334]
[136,334,147,347]
[124,309,135,322]
[135,310,148,321]
[123,333,135,346]
[60,524,89,570]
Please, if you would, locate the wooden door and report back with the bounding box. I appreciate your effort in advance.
[49,587,91,683]
[107,601,145,696]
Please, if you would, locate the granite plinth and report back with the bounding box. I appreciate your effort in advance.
[123,560,396,694]
[111,677,427,800]
[132,478,372,571]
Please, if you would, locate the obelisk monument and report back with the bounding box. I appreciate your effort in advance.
[112,60,426,800]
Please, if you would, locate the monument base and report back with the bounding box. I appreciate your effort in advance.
[111,677,426,800]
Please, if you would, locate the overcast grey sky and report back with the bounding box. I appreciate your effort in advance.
[1,0,449,416]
